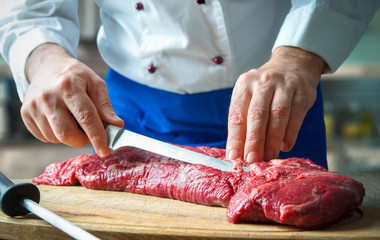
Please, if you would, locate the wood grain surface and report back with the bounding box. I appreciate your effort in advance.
[0,174,380,240]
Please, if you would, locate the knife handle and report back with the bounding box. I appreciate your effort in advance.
[0,172,40,217]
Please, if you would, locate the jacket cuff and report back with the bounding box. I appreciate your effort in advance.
[8,28,77,102]
[273,3,368,72]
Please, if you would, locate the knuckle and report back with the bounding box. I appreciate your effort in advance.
[57,76,77,98]
[237,72,251,84]
[54,128,71,143]
[20,104,29,118]
[236,71,255,88]
[247,108,268,121]
[86,131,98,142]
[285,72,299,83]
[21,100,38,117]
[228,111,244,128]
[260,71,271,82]
[97,100,113,112]
[245,135,264,145]
[36,91,56,114]
[227,133,243,142]
[39,91,54,107]
[292,101,310,113]
[91,78,107,93]
[76,109,97,126]
[87,132,104,147]
[271,106,290,119]
[260,71,280,83]
[55,124,89,147]
[266,135,283,145]
[96,78,107,88]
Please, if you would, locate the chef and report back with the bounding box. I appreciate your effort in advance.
[1,0,379,169]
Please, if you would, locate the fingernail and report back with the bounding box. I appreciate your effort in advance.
[99,148,111,158]
[281,141,288,152]
[246,152,256,163]
[227,149,238,161]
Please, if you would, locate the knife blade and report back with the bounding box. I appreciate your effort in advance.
[105,124,249,172]
[0,172,100,240]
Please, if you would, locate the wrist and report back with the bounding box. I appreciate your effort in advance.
[25,43,73,83]
[271,46,329,76]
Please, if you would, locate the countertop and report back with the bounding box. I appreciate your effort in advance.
[0,172,379,240]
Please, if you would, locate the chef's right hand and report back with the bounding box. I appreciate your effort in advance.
[22,43,124,157]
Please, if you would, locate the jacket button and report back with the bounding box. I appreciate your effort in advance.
[213,56,223,65]
[196,0,205,4]
[147,64,156,73]
[135,2,144,10]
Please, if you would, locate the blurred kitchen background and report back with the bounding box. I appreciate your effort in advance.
[1,1,380,179]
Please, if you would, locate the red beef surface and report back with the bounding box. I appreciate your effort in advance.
[226,158,365,228]
[33,146,365,229]
[33,146,250,207]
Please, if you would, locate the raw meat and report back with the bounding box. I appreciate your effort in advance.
[33,146,250,207]
[226,158,365,228]
[33,146,365,229]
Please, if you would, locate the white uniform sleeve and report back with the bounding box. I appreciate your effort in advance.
[273,0,380,72]
[0,0,80,101]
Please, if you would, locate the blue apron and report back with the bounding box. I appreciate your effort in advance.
[105,68,327,169]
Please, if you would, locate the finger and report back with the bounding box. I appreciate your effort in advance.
[226,77,252,161]
[47,107,90,148]
[87,78,124,128]
[21,103,59,143]
[244,86,274,163]
[64,89,111,157]
[21,113,49,143]
[35,116,60,143]
[35,90,83,145]
[264,89,293,161]
[281,90,310,152]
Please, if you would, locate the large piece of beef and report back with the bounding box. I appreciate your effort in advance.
[226,158,365,229]
[33,146,365,229]
[33,146,250,207]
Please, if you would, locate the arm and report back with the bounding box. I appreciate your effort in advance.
[0,0,80,100]
[274,0,380,72]
[227,46,326,163]
[226,0,380,163]
[24,43,124,156]
[0,1,123,156]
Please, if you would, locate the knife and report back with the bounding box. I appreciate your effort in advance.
[0,172,100,240]
[105,124,249,172]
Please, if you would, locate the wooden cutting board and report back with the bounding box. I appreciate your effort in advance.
[1,180,380,240]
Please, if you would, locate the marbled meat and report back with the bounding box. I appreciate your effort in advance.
[33,146,365,229]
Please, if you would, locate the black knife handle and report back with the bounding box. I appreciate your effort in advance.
[0,172,40,217]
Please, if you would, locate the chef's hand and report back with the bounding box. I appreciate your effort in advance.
[22,43,124,157]
[226,46,327,163]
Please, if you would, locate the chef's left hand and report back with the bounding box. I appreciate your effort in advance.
[226,46,328,163]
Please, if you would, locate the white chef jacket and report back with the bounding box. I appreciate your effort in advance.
[0,0,379,101]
